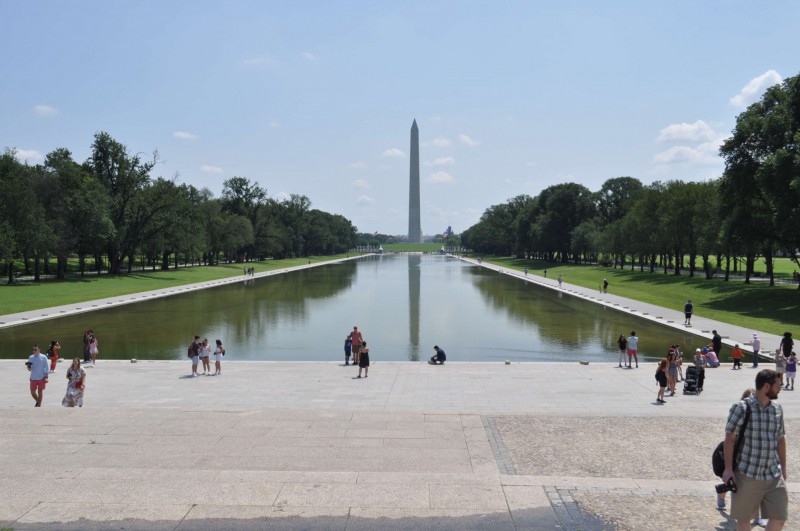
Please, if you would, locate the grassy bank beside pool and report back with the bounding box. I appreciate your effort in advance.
[486,257,800,337]
[0,254,355,316]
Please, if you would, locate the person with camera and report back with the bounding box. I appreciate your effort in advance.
[722,369,787,530]
[26,344,49,407]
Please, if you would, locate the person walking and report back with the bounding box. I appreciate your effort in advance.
[684,299,693,326]
[627,331,639,368]
[655,359,667,404]
[667,349,678,396]
[213,339,225,376]
[715,388,768,528]
[350,326,363,366]
[617,334,628,367]
[786,352,796,391]
[27,344,49,407]
[46,339,60,374]
[88,332,99,365]
[602,278,608,293]
[774,349,787,387]
[722,369,788,530]
[779,332,793,363]
[82,330,92,364]
[356,341,370,378]
[557,274,563,288]
[752,333,761,368]
[62,358,86,407]
[731,344,744,370]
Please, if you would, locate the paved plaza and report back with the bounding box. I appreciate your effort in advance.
[1,257,797,529]
[1,360,798,530]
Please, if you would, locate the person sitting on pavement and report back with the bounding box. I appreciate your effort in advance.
[429,345,447,365]
[694,348,707,368]
[704,347,720,368]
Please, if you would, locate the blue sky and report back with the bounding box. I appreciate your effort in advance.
[2,1,798,236]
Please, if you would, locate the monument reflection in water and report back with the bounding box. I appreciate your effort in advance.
[0,255,705,361]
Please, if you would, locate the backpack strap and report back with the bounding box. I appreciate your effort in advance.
[733,401,752,469]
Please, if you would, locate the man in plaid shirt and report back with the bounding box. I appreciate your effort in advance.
[723,369,788,530]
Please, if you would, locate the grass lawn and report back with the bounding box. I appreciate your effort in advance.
[487,257,800,337]
[382,243,442,252]
[0,254,354,316]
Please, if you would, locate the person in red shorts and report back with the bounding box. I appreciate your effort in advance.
[46,339,60,374]
[350,326,363,366]
[27,344,50,407]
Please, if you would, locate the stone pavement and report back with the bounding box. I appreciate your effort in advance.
[1,361,798,530]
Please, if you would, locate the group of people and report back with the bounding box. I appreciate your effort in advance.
[344,326,370,378]
[187,335,225,377]
[26,339,88,408]
[616,331,639,368]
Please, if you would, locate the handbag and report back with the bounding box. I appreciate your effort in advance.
[712,401,751,478]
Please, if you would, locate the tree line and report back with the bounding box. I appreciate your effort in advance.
[461,73,800,287]
[0,132,359,283]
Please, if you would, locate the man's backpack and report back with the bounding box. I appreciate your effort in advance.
[187,344,194,358]
[712,401,751,477]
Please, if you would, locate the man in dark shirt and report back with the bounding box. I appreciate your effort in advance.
[684,299,693,326]
[429,345,447,365]
[711,330,722,357]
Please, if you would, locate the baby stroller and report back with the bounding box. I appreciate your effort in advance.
[683,365,704,394]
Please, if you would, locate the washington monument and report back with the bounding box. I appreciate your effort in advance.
[408,119,421,243]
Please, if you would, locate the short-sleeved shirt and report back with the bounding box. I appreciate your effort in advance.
[627,336,638,350]
[344,338,352,353]
[350,330,363,347]
[28,353,49,380]
[725,395,784,480]
[684,303,693,314]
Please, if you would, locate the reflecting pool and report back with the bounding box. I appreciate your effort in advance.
[0,255,708,362]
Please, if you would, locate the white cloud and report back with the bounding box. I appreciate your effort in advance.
[33,104,58,117]
[269,121,280,128]
[729,70,782,108]
[429,171,456,184]
[458,134,480,147]
[426,137,452,147]
[382,148,405,158]
[174,131,198,140]
[357,195,375,205]
[525,161,539,167]
[303,52,316,61]
[13,148,44,162]
[349,162,367,169]
[431,156,455,166]
[430,116,442,123]
[653,138,723,166]
[352,178,370,189]
[657,120,716,142]
[200,164,224,174]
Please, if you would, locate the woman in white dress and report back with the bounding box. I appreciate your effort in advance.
[62,358,86,407]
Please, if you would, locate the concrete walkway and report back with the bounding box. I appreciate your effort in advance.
[461,257,786,357]
[1,361,798,530]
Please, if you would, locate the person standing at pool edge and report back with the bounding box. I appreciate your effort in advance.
[752,333,761,368]
[350,326,363,366]
[344,336,352,365]
[684,299,693,326]
[627,331,639,368]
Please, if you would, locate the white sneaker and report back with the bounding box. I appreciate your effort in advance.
[752,517,767,527]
